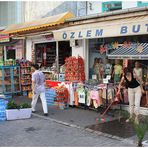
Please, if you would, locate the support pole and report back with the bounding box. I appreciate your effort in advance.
[56,41,59,74]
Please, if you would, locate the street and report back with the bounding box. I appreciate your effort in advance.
[0,115,134,147]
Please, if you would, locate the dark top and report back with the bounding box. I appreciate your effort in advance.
[124,72,140,88]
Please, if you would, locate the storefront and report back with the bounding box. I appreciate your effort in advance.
[0,33,24,63]
[0,12,74,98]
[26,34,71,69]
[53,7,148,113]
[4,39,25,60]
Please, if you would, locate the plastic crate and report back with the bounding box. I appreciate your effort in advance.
[0,99,8,121]
[4,95,12,100]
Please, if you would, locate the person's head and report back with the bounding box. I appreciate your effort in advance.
[115,59,120,65]
[31,64,39,72]
[123,67,132,78]
[135,61,140,68]
[94,58,99,64]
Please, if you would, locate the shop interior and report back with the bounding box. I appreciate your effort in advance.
[88,35,148,107]
[35,41,71,80]
[89,35,148,80]
[35,41,72,68]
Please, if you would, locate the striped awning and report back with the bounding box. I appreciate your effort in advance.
[0,12,74,34]
[108,43,148,60]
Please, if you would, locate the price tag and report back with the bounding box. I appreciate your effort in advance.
[92,75,97,80]
[106,75,111,80]
[103,78,108,84]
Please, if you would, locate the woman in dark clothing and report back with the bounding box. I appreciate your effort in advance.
[118,68,142,124]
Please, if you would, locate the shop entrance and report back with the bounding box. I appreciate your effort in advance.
[58,41,72,66]
[35,41,71,68]
[6,49,16,60]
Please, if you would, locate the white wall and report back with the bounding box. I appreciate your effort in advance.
[87,1,102,15]
[26,39,32,61]
[24,1,64,21]
[122,1,137,9]
[72,40,85,58]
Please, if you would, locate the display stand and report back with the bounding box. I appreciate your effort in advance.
[20,64,32,93]
[0,65,21,98]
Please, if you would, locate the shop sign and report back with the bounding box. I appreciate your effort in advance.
[0,34,9,43]
[44,34,53,40]
[53,22,148,41]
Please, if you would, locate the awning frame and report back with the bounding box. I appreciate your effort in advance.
[1,12,74,34]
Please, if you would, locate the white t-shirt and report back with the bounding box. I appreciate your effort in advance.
[32,70,45,94]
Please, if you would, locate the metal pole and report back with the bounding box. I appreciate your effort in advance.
[56,41,59,74]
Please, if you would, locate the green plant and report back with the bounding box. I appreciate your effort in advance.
[20,103,31,109]
[115,109,148,146]
[133,122,148,147]
[7,100,20,109]
[7,100,31,110]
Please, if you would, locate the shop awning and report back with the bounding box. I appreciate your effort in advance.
[1,12,74,34]
[108,43,148,60]
[53,15,148,41]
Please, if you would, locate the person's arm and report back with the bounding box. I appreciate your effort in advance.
[118,76,125,91]
[32,73,35,94]
[32,81,35,94]
[112,65,115,78]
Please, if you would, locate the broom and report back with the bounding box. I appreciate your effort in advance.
[96,90,120,123]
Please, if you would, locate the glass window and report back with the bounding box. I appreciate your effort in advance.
[102,1,122,12]
[137,1,148,7]
[6,49,16,60]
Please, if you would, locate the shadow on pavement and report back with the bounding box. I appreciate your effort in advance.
[86,118,136,138]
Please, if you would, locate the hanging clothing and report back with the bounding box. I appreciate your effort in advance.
[77,87,86,104]
[114,64,123,82]
[90,90,101,108]
[104,63,112,76]
[93,63,102,80]
[86,90,91,106]
[64,83,74,106]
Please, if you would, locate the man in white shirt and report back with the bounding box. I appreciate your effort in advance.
[31,64,48,116]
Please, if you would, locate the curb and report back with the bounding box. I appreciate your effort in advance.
[32,113,134,145]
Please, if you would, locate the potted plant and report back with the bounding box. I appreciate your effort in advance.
[133,120,148,147]
[116,110,148,147]
[6,100,32,120]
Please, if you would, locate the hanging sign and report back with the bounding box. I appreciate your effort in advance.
[0,34,9,43]
[44,34,54,40]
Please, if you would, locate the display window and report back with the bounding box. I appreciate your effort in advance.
[35,41,71,68]
[88,35,148,107]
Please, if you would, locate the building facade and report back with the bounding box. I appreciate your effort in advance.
[1,1,148,28]
[0,1,25,27]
